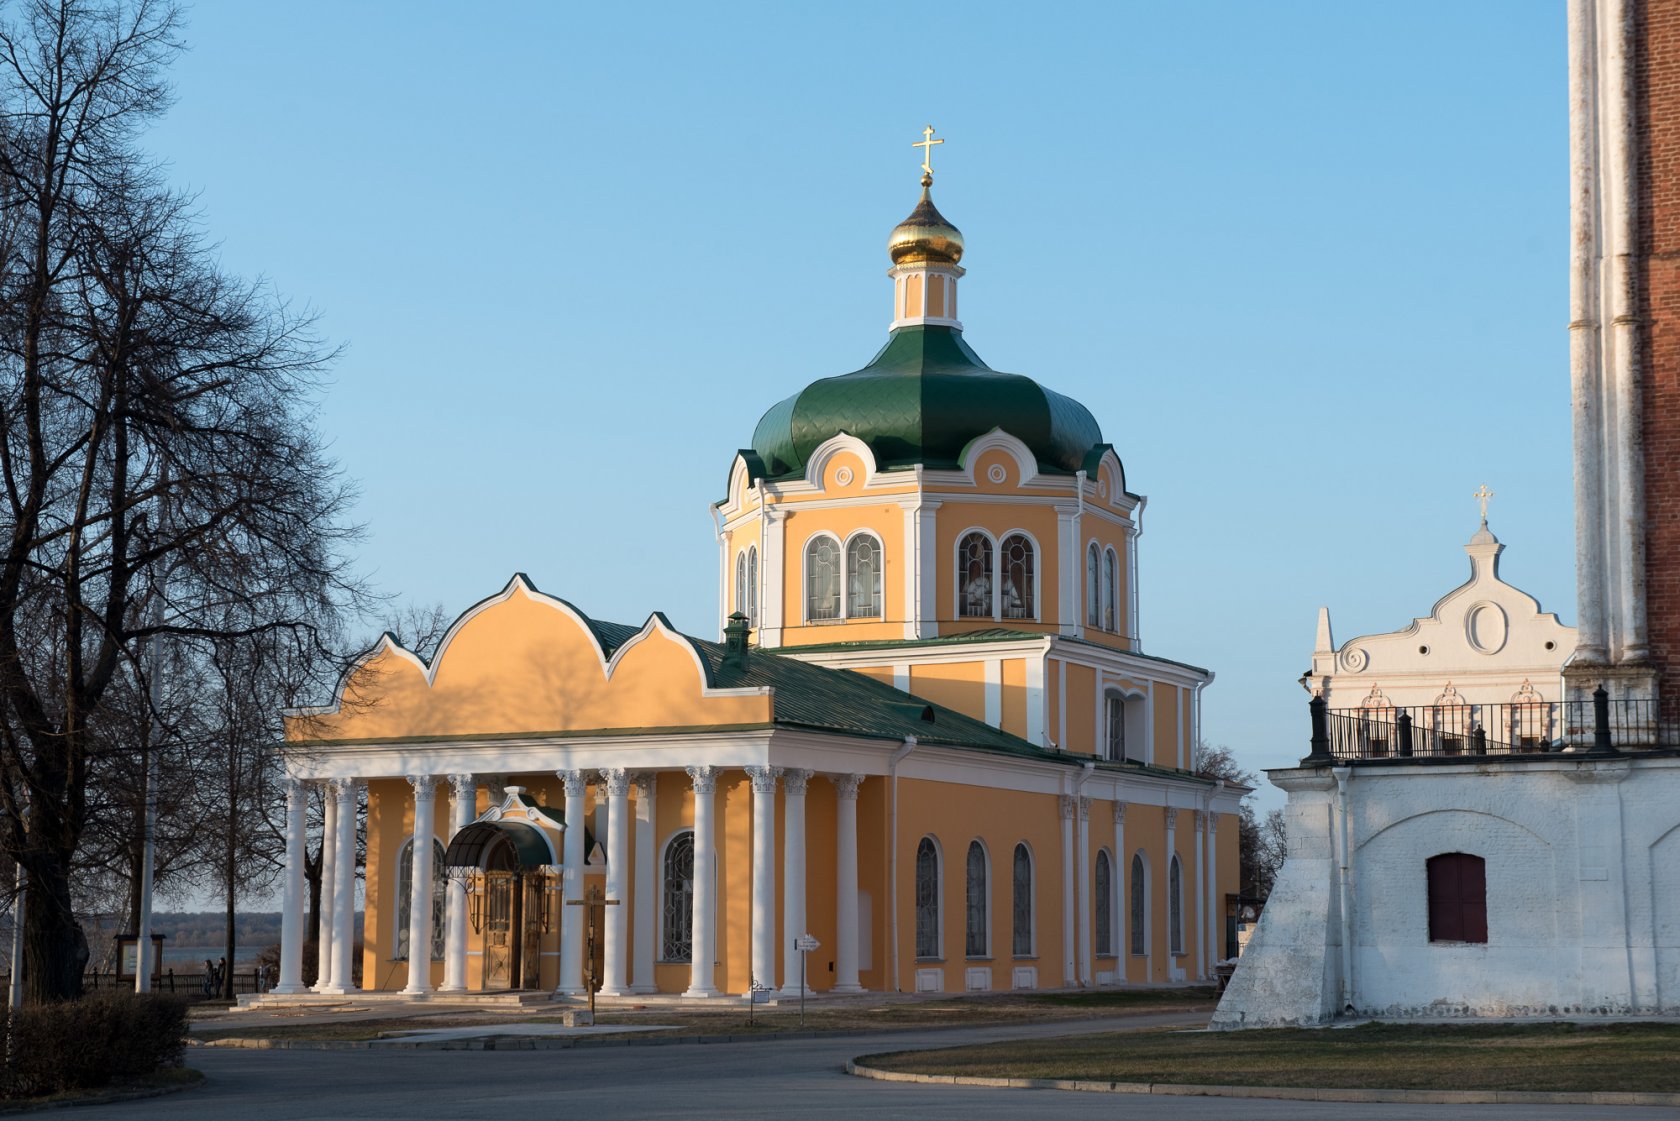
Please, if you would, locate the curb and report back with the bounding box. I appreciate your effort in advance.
[0,1070,204,1114]
[201,1026,893,1052]
[844,1061,1680,1108]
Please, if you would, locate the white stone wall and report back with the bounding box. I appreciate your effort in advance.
[1213,755,1680,1027]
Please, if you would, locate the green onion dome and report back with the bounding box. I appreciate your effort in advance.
[749,325,1106,479]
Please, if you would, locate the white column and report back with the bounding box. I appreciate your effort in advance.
[831,774,863,993]
[1077,797,1092,986]
[1165,808,1178,969]
[402,775,438,995]
[1059,795,1076,986]
[631,773,657,993]
[557,769,588,996]
[275,778,307,994]
[323,778,357,995]
[1205,810,1220,966]
[599,768,631,996]
[1113,801,1127,972]
[746,765,779,993]
[1192,811,1206,980]
[314,783,335,991]
[440,774,473,992]
[684,766,719,997]
[778,769,810,996]
[760,509,787,647]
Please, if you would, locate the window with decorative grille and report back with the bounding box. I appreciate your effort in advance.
[805,536,841,620]
[957,533,992,617]
[1168,855,1184,955]
[1427,852,1487,943]
[846,535,882,618]
[1011,844,1033,956]
[965,841,988,957]
[1106,694,1126,761]
[1130,854,1146,955]
[661,832,695,961]
[394,839,448,961]
[915,838,940,958]
[1086,543,1101,627]
[1095,850,1113,956]
[1102,548,1118,632]
[999,534,1035,619]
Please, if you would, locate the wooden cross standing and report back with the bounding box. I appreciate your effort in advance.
[566,883,619,1015]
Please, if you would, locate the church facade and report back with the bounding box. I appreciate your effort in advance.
[265,151,1243,1001]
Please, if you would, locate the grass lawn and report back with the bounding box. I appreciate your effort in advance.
[859,1021,1680,1094]
[191,986,1215,1043]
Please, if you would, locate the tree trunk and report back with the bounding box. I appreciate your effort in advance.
[222,753,237,1003]
[21,850,85,1004]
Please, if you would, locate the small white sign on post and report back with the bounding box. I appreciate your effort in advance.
[793,934,821,1025]
[794,934,821,953]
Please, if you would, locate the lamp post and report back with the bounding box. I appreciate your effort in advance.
[135,573,169,995]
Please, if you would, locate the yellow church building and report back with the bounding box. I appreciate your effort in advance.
[268,139,1246,1002]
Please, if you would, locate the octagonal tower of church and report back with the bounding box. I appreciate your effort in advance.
[717,171,1138,655]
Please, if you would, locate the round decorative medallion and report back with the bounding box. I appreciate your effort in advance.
[835,466,854,486]
[987,464,1007,484]
[1339,647,1369,673]
[1465,601,1509,655]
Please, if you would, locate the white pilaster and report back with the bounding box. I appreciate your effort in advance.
[440,774,473,992]
[1060,795,1076,986]
[275,778,307,994]
[832,773,864,993]
[917,501,941,638]
[1056,504,1079,635]
[1113,802,1127,969]
[323,778,358,995]
[779,770,811,995]
[1165,807,1179,966]
[557,769,589,996]
[631,773,657,993]
[599,768,631,996]
[402,775,438,995]
[1204,809,1219,968]
[314,783,335,992]
[684,766,719,997]
[747,765,779,992]
[760,509,787,647]
[1077,797,1092,986]
[1192,810,1206,980]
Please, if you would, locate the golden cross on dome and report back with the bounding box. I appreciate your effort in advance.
[913,125,944,179]
[1474,484,1494,521]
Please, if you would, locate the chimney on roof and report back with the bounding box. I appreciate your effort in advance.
[722,612,751,670]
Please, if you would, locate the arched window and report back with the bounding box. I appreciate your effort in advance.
[805,536,842,621]
[1095,850,1113,956]
[1168,855,1184,956]
[1105,693,1126,761]
[964,841,989,958]
[957,532,992,617]
[394,838,447,961]
[1011,843,1033,957]
[661,831,695,961]
[735,547,759,627]
[1427,852,1487,943]
[1085,542,1101,627]
[915,837,941,958]
[999,533,1035,619]
[1130,853,1147,956]
[1102,548,1118,632]
[846,534,882,619]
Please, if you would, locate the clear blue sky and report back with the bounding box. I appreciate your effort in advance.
[143,2,1569,804]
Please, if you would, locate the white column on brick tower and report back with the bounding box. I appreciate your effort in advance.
[275,778,307,994]
[314,783,336,992]
[1192,810,1206,980]
[599,768,631,996]
[557,769,589,996]
[746,765,779,994]
[779,769,811,995]
[832,773,864,993]
[1204,808,1219,968]
[440,774,474,993]
[684,766,719,997]
[402,775,438,995]
[1077,797,1092,986]
[324,778,358,995]
[1113,802,1127,967]
[1059,795,1076,986]
[631,773,657,993]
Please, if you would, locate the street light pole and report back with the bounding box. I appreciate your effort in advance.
[135,576,167,994]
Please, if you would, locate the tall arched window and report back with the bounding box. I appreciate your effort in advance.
[1105,693,1126,761]
[964,841,989,958]
[1085,542,1101,627]
[999,533,1035,619]
[1011,843,1033,957]
[1102,548,1118,632]
[915,837,941,958]
[661,831,695,961]
[1427,852,1487,943]
[394,838,447,961]
[805,535,842,621]
[1168,855,1184,956]
[846,534,882,619]
[1095,850,1113,956]
[957,532,992,617]
[735,546,759,627]
[1130,853,1147,956]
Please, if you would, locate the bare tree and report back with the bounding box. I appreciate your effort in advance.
[1193,741,1286,904]
[0,0,360,1002]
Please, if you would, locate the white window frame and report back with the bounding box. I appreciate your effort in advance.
[953,527,1041,622]
[803,530,885,623]
[1011,841,1035,958]
[1102,546,1119,633]
[1094,847,1115,957]
[1085,540,1101,628]
[1130,850,1150,959]
[914,834,944,961]
[964,838,991,959]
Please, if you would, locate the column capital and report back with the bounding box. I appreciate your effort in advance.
[1078,796,1091,822]
[1113,800,1127,825]
[1059,794,1076,821]
[745,764,781,794]
[558,768,590,798]
[830,772,865,800]
[449,773,475,800]
[686,765,717,794]
[1204,810,1217,837]
[1164,807,1178,830]
[599,767,631,797]
[782,768,812,796]
[407,774,438,797]
[284,776,306,803]
[632,771,657,799]
[328,776,356,799]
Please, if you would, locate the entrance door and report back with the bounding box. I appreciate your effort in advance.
[521,876,545,990]
[484,872,515,990]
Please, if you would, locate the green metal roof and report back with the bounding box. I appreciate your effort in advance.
[748,325,1105,480]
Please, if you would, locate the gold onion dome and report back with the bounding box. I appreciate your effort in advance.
[888,175,964,265]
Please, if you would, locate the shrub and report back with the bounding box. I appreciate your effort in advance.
[1,991,188,1099]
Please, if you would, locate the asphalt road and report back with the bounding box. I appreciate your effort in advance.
[84,1013,1675,1121]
